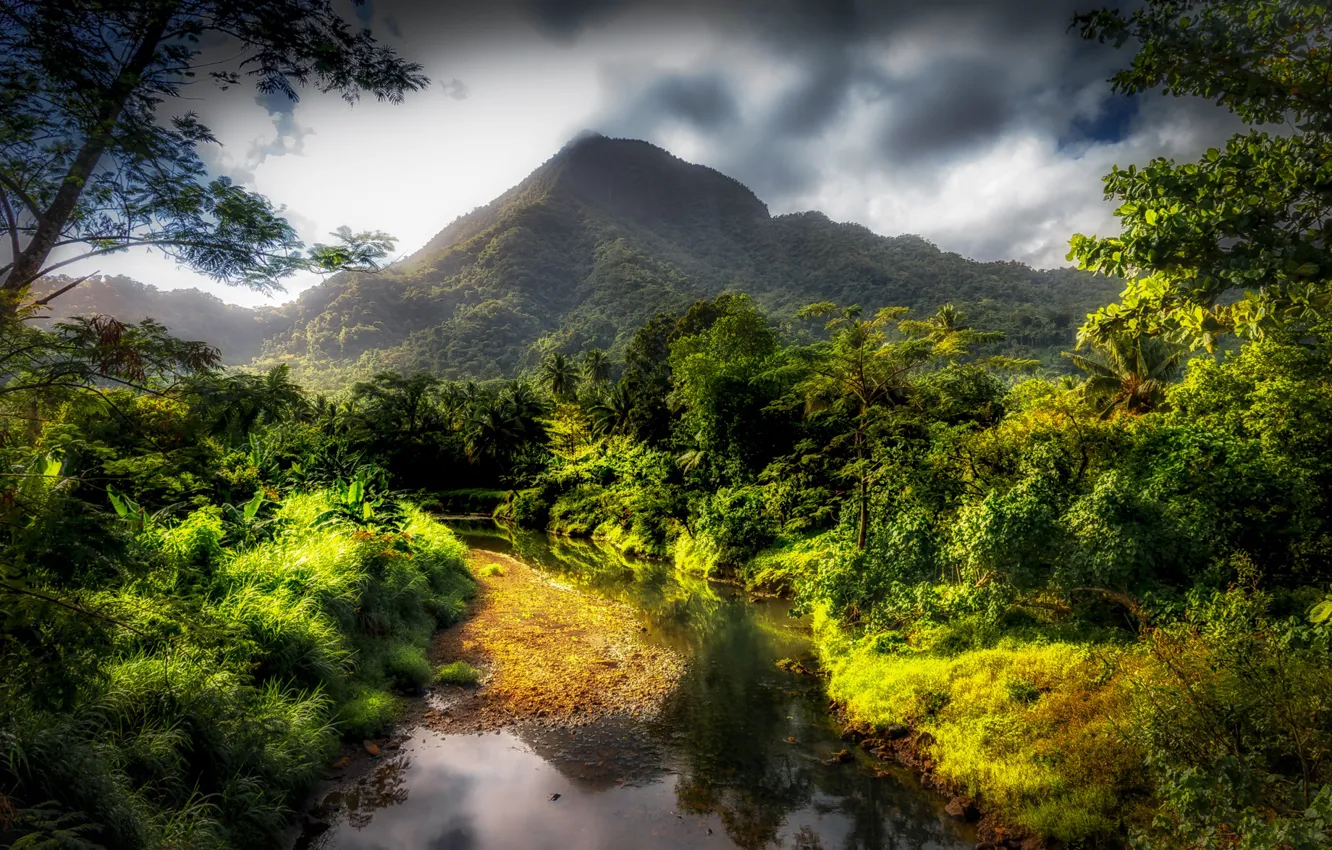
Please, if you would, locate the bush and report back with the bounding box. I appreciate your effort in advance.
[695,485,776,568]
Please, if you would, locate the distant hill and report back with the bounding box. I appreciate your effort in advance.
[35,135,1122,385]
[31,275,283,365]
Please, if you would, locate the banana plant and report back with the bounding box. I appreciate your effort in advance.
[106,486,174,534]
[312,469,388,529]
[1312,588,1332,626]
[221,489,273,546]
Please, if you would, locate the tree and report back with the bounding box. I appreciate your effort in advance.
[540,352,579,401]
[586,381,634,438]
[1065,333,1186,417]
[0,0,428,306]
[349,372,443,442]
[899,303,1005,359]
[1070,0,1332,348]
[582,348,611,385]
[795,303,935,549]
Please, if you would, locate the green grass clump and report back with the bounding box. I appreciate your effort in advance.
[479,562,504,576]
[382,642,434,690]
[3,489,473,850]
[337,687,401,739]
[435,660,481,686]
[815,606,1137,842]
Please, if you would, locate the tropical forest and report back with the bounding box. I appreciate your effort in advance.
[3,1,1332,849]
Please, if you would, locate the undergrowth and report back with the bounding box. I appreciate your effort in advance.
[0,491,471,849]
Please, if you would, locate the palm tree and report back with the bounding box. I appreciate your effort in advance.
[540,352,579,400]
[464,400,523,464]
[586,381,634,438]
[1064,333,1186,418]
[582,349,611,385]
[899,303,1004,359]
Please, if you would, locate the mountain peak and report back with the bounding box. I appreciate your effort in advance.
[541,134,769,227]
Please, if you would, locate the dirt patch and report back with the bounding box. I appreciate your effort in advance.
[422,550,686,733]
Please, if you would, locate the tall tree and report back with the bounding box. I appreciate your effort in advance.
[0,0,428,306]
[582,348,611,385]
[795,304,934,549]
[1070,0,1332,348]
[540,352,579,401]
[1065,333,1186,417]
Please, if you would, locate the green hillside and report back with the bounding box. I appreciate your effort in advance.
[39,135,1121,384]
[32,275,284,365]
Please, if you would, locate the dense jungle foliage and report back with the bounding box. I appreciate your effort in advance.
[5,0,1332,848]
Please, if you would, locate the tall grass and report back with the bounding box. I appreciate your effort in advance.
[1,491,471,849]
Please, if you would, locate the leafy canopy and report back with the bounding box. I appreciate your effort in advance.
[1071,0,1332,348]
[0,0,429,304]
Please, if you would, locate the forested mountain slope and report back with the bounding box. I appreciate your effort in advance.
[40,135,1121,382]
[31,275,285,364]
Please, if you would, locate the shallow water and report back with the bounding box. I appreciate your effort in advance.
[306,524,977,850]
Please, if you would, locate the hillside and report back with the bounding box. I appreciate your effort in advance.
[38,135,1122,382]
[31,275,283,364]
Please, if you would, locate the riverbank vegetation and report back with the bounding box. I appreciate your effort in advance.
[5,0,1332,847]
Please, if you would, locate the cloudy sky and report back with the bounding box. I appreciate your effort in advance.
[61,0,1242,308]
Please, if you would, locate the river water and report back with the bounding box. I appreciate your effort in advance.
[305,523,977,850]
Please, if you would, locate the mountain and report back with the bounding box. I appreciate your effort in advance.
[38,135,1122,384]
[32,275,284,364]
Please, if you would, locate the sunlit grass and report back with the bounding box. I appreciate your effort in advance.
[4,489,473,849]
[816,606,1140,841]
[435,660,481,686]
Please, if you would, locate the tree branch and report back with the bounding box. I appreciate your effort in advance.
[0,580,145,636]
[0,173,41,221]
[31,270,99,308]
[0,191,21,262]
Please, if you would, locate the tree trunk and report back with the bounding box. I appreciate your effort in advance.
[855,418,868,550]
[2,3,176,296]
[857,474,868,550]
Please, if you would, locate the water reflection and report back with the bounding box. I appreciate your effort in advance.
[306,524,976,850]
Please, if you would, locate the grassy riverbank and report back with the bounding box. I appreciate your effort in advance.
[1,492,471,849]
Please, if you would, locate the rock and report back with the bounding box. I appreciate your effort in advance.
[363,741,380,756]
[944,796,977,819]
[883,723,909,739]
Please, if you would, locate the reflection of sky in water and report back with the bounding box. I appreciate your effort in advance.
[311,526,977,850]
[322,731,972,850]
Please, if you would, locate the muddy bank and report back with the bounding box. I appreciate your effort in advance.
[423,550,686,732]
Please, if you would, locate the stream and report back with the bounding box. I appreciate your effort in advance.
[303,523,978,850]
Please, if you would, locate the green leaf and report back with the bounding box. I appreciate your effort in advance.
[243,489,264,522]
[107,486,129,518]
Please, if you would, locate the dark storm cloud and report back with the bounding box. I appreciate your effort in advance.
[640,74,738,130]
[248,89,313,169]
[877,59,1016,164]
[526,0,626,39]
[555,0,1136,199]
